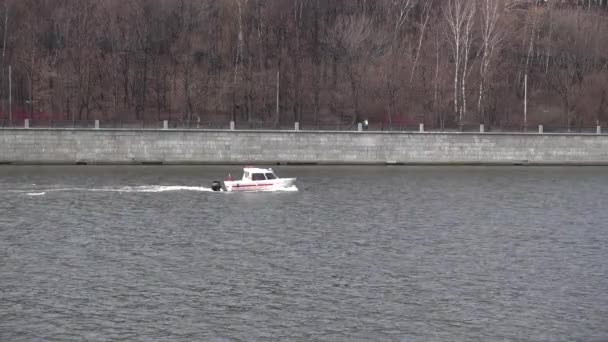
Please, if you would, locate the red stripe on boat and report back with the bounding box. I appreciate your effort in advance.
[233,183,274,188]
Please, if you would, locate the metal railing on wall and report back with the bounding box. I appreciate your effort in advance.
[0,119,605,134]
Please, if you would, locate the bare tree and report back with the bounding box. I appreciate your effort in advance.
[382,0,415,125]
[233,0,247,122]
[327,15,383,124]
[0,0,607,128]
[477,0,503,123]
[444,0,476,124]
[1,0,9,116]
[544,9,604,130]
[410,0,432,85]
[291,0,304,122]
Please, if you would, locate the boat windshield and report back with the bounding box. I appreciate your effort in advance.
[265,173,277,180]
[252,173,266,181]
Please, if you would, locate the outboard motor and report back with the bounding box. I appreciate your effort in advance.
[211,180,223,192]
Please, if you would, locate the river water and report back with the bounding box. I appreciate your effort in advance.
[1,166,607,341]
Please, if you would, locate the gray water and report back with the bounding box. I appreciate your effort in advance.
[1,166,607,341]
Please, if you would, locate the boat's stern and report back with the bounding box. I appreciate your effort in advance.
[211,180,226,191]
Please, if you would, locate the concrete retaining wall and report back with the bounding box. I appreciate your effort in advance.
[1,128,608,165]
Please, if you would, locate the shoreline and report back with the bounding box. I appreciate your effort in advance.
[2,161,608,166]
[2,128,608,166]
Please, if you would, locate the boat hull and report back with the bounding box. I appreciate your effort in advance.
[223,178,296,192]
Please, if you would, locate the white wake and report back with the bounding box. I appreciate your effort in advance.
[106,185,214,193]
[265,185,299,192]
[4,185,213,195]
[5,184,298,195]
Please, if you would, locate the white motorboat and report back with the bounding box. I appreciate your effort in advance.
[211,167,296,192]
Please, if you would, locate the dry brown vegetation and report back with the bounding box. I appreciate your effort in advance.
[1,0,607,128]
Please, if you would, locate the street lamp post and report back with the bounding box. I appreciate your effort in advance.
[25,100,36,123]
[524,73,528,132]
[8,65,11,122]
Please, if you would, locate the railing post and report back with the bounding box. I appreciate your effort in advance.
[24,119,29,128]
[480,124,485,133]
[163,120,168,130]
[294,122,300,131]
[597,125,601,134]
[358,122,363,132]
[95,120,99,129]
[419,123,424,133]
[538,125,543,134]
[230,121,235,131]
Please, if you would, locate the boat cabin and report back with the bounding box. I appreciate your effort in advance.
[242,167,278,181]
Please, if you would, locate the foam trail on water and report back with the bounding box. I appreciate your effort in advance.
[3,185,214,194]
[272,185,299,192]
[5,185,298,194]
[108,185,214,193]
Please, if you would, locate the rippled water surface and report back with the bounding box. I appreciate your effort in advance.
[1,165,607,341]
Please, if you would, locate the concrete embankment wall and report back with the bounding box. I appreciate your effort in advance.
[1,128,608,165]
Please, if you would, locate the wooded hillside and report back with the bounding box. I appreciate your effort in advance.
[1,0,607,128]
